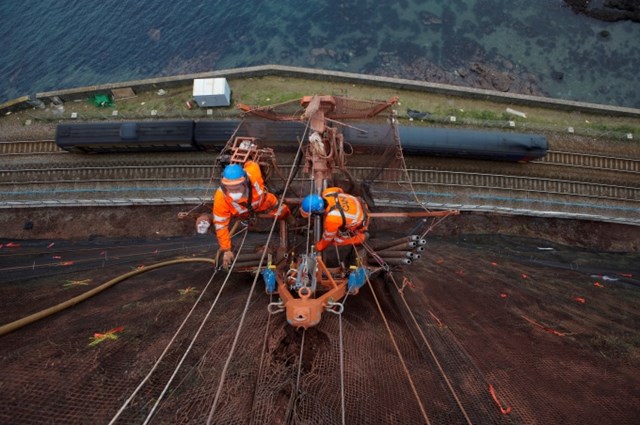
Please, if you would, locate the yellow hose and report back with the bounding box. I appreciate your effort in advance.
[0,257,217,337]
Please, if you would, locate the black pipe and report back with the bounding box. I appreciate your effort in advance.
[376,241,418,252]
[384,258,412,266]
[371,250,413,258]
[376,253,414,260]
[370,236,419,250]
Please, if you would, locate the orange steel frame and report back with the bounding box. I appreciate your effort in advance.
[234,95,459,329]
[275,256,347,329]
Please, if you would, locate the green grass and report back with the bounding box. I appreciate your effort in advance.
[3,75,639,143]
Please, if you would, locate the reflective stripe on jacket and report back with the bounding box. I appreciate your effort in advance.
[321,193,366,243]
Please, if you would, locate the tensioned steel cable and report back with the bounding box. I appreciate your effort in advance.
[141,228,250,425]
[206,119,310,424]
[248,292,276,425]
[182,117,246,217]
[387,272,474,425]
[285,329,307,424]
[107,260,222,424]
[351,244,431,424]
[338,308,346,425]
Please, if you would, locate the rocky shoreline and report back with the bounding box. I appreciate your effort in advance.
[369,54,545,97]
[301,2,640,104]
[563,0,640,23]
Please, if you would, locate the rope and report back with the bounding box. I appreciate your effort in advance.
[108,262,221,424]
[338,309,346,425]
[182,115,248,217]
[142,228,249,425]
[285,328,306,424]
[364,276,432,425]
[295,329,306,393]
[0,257,217,337]
[206,120,309,423]
[419,214,450,241]
[388,115,432,214]
[387,273,474,425]
[248,293,275,425]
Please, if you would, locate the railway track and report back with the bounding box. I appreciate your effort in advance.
[535,150,640,174]
[1,164,638,203]
[1,140,639,175]
[0,140,62,155]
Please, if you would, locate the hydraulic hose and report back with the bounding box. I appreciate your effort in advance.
[0,257,217,337]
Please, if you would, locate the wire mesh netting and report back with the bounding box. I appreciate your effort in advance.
[1,232,638,424]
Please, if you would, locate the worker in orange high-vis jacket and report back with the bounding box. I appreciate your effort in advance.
[299,187,369,252]
[213,161,291,268]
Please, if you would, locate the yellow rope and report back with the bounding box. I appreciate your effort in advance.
[0,258,216,337]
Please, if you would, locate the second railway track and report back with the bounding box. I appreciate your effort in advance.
[1,140,639,175]
[536,150,640,174]
[1,164,638,203]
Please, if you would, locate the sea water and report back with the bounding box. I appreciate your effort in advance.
[1,0,639,107]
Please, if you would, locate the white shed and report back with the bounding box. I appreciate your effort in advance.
[192,78,231,107]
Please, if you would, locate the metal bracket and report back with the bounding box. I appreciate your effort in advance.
[267,301,285,315]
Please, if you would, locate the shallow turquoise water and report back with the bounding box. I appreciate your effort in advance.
[1,0,639,107]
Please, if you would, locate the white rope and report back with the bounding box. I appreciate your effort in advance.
[206,122,309,423]
[338,310,346,425]
[248,292,275,425]
[141,228,249,425]
[387,273,474,425]
[364,276,432,424]
[107,263,221,424]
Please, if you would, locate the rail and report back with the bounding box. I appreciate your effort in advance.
[4,163,638,202]
[0,140,61,156]
[535,150,640,174]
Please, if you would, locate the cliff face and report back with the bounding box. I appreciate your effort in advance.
[564,0,640,23]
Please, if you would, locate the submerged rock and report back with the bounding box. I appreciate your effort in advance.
[563,0,640,23]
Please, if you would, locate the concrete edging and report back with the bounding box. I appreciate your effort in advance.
[1,198,638,226]
[2,64,640,118]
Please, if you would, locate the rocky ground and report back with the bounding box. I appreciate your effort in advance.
[564,0,640,23]
[2,205,638,253]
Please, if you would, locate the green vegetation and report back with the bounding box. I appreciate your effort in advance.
[2,76,639,144]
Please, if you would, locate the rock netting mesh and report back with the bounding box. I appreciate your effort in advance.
[1,228,639,424]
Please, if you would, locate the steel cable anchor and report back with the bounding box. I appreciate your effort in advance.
[268,300,285,315]
[325,300,344,315]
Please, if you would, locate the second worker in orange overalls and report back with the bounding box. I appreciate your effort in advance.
[299,187,369,252]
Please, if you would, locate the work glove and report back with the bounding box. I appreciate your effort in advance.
[222,251,235,269]
[314,239,330,252]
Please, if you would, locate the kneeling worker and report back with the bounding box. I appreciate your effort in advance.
[300,187,369,252]
[213,161,291,268]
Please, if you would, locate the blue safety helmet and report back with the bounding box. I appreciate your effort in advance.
[300,194,325,218]
[221,164,247,185]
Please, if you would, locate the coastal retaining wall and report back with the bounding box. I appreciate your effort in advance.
[2,65,640,118]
